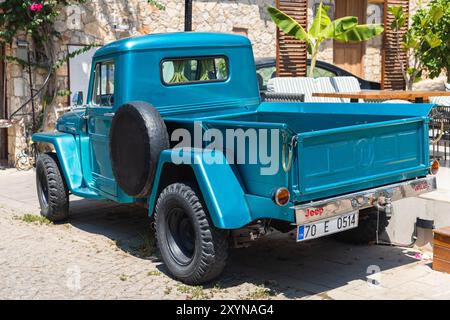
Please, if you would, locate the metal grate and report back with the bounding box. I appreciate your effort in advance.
[262,92,305,102]
[430,105,450,167]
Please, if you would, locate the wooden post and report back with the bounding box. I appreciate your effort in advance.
[381,0,409,90]
[185,0,193,31]
[275,0,308,77]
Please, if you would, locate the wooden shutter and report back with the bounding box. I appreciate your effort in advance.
[382,0,409,90]
[276,0,308,77]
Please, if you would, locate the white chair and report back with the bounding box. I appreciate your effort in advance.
[428,82,450,106]
[331,76,363,102]
[267,77,340,103]
[331,76,361,92]
[381,100,413,104]
[315,77,342,103]
[267,77,317,102]
[430,96,450,106]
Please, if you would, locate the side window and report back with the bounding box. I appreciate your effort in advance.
[161,56,228,85]
[256,66,276,90]
[92,61,115,106]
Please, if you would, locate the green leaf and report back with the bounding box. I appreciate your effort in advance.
[147,0,166,10]
[388,6,404,19]
[321,16,358,39]
[407,67,415,76]
[424,34,442,48]
[334,24,384,42]
[388,6,406,29]
[267,6,310,42]
[310,2,331,38]
[429,5,444,23]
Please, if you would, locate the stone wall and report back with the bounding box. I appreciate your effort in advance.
[192,0,276,58]
[7,119,28,168]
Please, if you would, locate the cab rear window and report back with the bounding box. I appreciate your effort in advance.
[161,56,228,85]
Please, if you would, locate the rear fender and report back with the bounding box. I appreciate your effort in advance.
[32,132,83,192]
[148,148,252,229]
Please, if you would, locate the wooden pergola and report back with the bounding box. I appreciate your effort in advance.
[275,0,409,90]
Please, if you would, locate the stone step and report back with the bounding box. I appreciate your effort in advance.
[0,119,13,129]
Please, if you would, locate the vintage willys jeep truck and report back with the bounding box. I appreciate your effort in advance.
[33,32,438,284]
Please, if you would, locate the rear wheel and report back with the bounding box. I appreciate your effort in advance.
[155,183,229,285]
[334,207,389,244]
[35,153,69,222]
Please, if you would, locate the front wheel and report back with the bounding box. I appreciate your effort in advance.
[154,183,229,285]
[35,153,69,222]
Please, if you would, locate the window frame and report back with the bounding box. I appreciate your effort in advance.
[90,60,116,107]
[160,55,229,86]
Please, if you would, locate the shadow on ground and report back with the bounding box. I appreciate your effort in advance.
[67,198,418,299]
[67,198,157,260]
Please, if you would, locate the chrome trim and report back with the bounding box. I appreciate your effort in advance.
[293,176,437,225]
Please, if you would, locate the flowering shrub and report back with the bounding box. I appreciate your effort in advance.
[0,1,86,49]
[30,3,44,12]
[0,0,88,134]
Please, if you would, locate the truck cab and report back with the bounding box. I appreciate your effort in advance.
[33,32,437,285]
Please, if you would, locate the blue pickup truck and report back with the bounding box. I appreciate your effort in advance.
[33,32,438,284]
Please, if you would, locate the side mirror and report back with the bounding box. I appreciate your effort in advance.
[72,91,84,106]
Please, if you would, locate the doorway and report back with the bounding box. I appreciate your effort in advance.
[0,44,7,166]
[333,0,367,78]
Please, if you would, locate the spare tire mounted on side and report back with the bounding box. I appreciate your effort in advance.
[109,101,169,198]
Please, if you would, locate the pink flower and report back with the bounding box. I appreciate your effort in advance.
[30,3,44,12]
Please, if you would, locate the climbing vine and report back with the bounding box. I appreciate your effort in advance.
[0,0,92,138]
[0,1,163,130]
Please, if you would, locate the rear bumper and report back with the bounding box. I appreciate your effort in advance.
[293,176,437,225]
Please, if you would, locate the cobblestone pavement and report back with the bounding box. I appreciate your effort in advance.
[1,169,450,299]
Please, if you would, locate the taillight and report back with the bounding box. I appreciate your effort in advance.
[430,160,440,175]
[273,187,290,206]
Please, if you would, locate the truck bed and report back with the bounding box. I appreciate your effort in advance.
[167,102,435,203]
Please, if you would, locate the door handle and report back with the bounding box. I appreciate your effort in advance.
[103,112,115,117]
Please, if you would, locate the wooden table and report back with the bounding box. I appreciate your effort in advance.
[312,90,450,103]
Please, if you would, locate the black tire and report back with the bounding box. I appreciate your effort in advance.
[35,153,69,222]
[109,101,169,198]
[334,207,389,244]
[155,183,229,285]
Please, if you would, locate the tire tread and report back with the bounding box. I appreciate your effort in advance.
[155,183,228,284]
[36,153,69,222]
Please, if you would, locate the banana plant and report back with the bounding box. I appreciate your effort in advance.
[268,2,384,77]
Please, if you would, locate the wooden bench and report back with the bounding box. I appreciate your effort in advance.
[433,227,450,274]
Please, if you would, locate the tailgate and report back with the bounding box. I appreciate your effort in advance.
[296,117,430,202]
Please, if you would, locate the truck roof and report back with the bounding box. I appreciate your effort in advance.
[94,32,251,58]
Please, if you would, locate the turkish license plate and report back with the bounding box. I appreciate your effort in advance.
[297,211,359,242]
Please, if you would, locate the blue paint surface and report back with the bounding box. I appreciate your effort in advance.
[297,226,305,241]
[32,32,435,229]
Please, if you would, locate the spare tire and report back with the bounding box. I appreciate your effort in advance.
[109,101,169,198]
